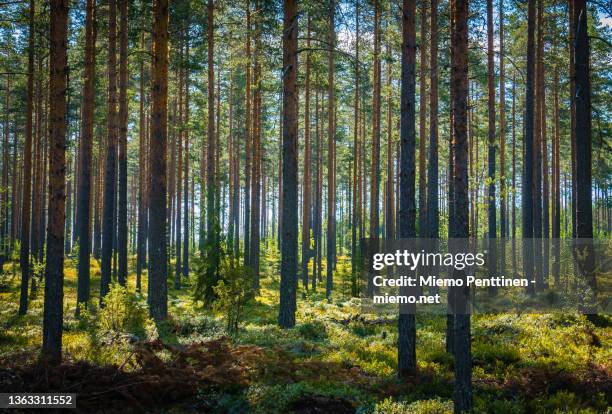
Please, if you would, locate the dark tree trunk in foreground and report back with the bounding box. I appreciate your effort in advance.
[118,0,128,286]
[42,0,69,364]
[572,0,595,304]
[101,0,118,302]
[149,0,169,320]
[450,0,472,409]
[523,0,536,294]
[572,0,592,240]
[279,0,298,329]
[398,0,417,378]
[76,0,96,314]
[18,0,35,316]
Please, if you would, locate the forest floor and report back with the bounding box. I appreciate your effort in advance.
[0,249,611,413]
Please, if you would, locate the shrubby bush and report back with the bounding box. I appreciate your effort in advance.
[373,398,453,414]
[211,261,255,334]
[97,283,157,341]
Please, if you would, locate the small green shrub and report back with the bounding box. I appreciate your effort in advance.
[298,320,327,341]
[212,261,255,334]
[374,397,452,414]
[98,283,157,341]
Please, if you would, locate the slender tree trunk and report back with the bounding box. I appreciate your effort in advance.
[18,0,35,316]
[301,14,311,291]
[450,0,472,408]
[427,0,439,239]
[148,0,169,320]
[76,0,96,313]
[512,76,518,277]
[101,0,118,302]
[175,41,184,290]
[486,0,497,295]
[136,31,146,292]
[398,0,417,378]
[532,0,543,291]
[117,0,128,286]
[523,0,536,294]
[326,0,336,299]
[552,66,560,282]
[313,89,321,291]
[43,0,69,364]
[418,0,428,237]
[204,0,219,293]
[183,35,190,278]
[243,3,252,266]
[351,0,360,293]
[370,0,381,240]
[250,21,261,289]
[30,60,41,270]
[538,0,549,286]
[499,0,506,280]
[279,0,298,328]
[385,40,395,241]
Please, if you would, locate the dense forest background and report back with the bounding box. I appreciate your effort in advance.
[0,0,610,412]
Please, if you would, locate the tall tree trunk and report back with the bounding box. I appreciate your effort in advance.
[369,0,381,240]
[398,0,417,378]
[450,0,472,408]
[568,0,577,238]
[532,0,543,291]
[552,66,560,282]
[117,0,128,286]
[572,1,593,237]
[499,0,506,280]
[427,0,439,238]
[301,14,311,291]
[418,0,428,237]
[523,0,536,294]
[326,0,336,299]
[183,35,191,279]
[351,0,360,293]
[43,0,69,364]
[175,41,184,290]
[243,3,252,266]
[101,0,118,302]
[18,0,35,316]
[148,0,169,320]
[539,0,549,286]
[486,0,497,295]
[250,20,261,289]
[313,88,322,291]
[385,40,395,240]
[136,30,146,292]
[76,0,96,313]
[511,76,517,275]
[279,0,298,328]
